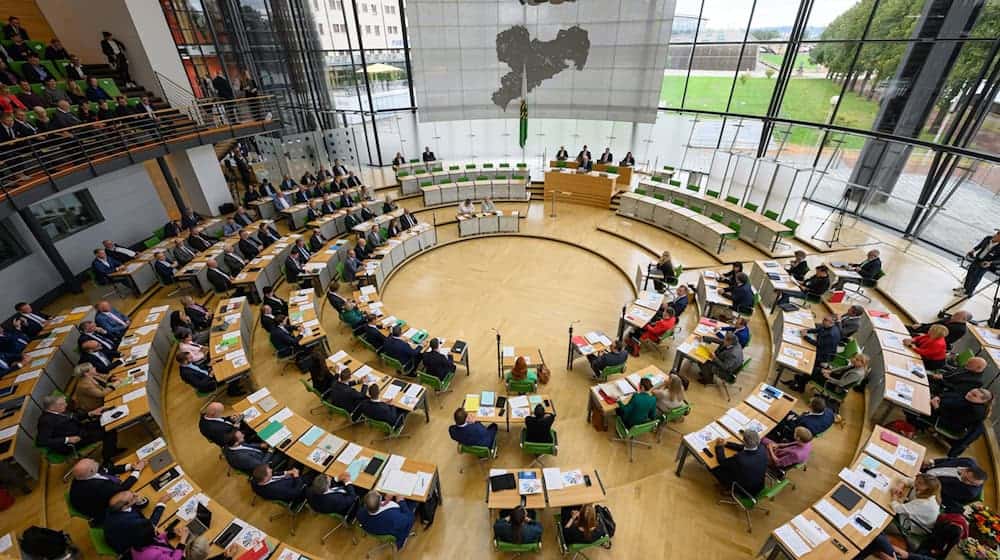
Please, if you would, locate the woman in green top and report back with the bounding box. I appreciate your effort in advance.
[617,377,658,428]
[339,301,364,327]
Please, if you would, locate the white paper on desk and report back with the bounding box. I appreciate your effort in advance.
[136,325,159,336]
[130,343,151,358]
[25,347,55,358]
[511,407,530,419]
[382,385,401,400]
[355,364,373,377]
[896,383,914,399]
[865,443,896,465]
[543,468,564,491]
[727,408,750,425]
[385,454,406,472]
[36,337,55,348]
[176,493,210,521]
[308,448,331,467]
[502,346,514,358]
[303,319,320,329]
[403,327,418,339]
[100,405,129,426]
[338,442,363,464]
[51,325,74,334]
[585,332,602,344]
[379,470,418,496]
[791,514,829,547]
[271,407,294,423]
[489,468,508,477]
[508,395,529,409]
[360,285,376,295]
[137,438,166,460]
[166,477,194,502]
[225,349,245,361]
[856,502,888,533]
[0,426,17,441]
[299,303,315,312]
[276,550,301,560]
[896,445,918,465]
[123,387,146,403]
[414,471,433,496]
[684,422,728,450]
[405,384,423,399]
[319,434,346,454]
[815,499,849,529]
[746,395,771,413]
[885,389,911,404]
[718,414,744,436]
[263,426,291,448]
[329,350,348,362]
[71,305,92,313]
[247,387,270,403]
[380,316,398,327]
[241,406,261,423]
[13,369,41,384]
[774,525,811,557]
[615,380,635,396]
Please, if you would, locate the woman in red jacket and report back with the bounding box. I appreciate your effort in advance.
[904,324,948,370]
[627,308,677,356]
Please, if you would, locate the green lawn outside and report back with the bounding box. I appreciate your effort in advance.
[661,75,882,148]
[759,52,822,73]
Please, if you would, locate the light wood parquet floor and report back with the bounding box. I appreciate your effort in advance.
[10,192,994,559]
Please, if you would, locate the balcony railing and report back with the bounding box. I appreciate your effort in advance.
[0,96,281,206]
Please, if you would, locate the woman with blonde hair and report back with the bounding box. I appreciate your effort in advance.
[904,324,948,370]
[652,250,677,292]
[653,373,687,416]
[891,473,941,540]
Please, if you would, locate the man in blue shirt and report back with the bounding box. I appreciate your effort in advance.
[95,300,131,341]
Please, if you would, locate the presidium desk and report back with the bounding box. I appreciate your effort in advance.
[543,168,620,209]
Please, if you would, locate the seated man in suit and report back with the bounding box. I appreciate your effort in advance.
[524,404,555,443]
[0,322,30,361]
[770,397,835,442]
[104,491,167,555]
[13,302,50,339]
[177,351,245,396]
[324,366,368,419]
[421,146,436,162]
[421,338,456,381]
[307,473,357,516]
[721,272,754,316]
[308,229,327,253]
[260,304,279,334]
[355,237,371,261]
[710,429,768,496]
[181,209,203,230]
[186,227,214,252]
[359,384,407,428]
[102,239,136,263]
[163,219,185,239]
[850,249,882,283]
[170,238,197,267]
[356,490,417,549]
[221,244,248,276]
[78,320,119,353]
[152,251,176,284]
[0,354,21,378]
[285,252,307,287]
[358,314,387,350]
[224,430,280,473]
[381,325,420,375]
[930,356,987,397]
[205,259,235,293]
[237,230,262,259]
[251,464,308,505]
[258,223,280,247]
[233,206,255,226]
[95,300,131,340]
[79,340,122,375]
[586,340,628,379]
[836,305,865,341]
[922,456,988,513]
[91,248,123,286]
[270,315,306,358]
[908,310,971,349]
[698,333,743,385]
[448,408,497,449]
[181,296,212,331]
[223,217,242,236]
[199,402,259,446]
[69,458,148,522]
[261,286,288,316]
[37,394,120,465]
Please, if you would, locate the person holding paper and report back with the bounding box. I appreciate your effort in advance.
[448,408,497,448]
[360,384,407,428]
[357,490,417,549]
[616,377,657,429]
[697,333,743,385]
[381,325,420,375]
[251,464,309,505]
[587,340,628,378]
[710,429,767,496]
[421,338,456,381]
[38,395,121,465]
[494,506,543,545]
[307,473,357,516]
[524,404,555,444]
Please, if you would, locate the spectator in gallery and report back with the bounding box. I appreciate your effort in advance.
[44,38,69,60]
[101,31,135,87]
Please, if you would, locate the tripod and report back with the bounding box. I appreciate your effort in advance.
[811,189,852,249]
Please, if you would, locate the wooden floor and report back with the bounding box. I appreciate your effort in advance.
[6,188,995,559]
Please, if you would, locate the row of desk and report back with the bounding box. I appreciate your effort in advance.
[398,163,528,195]
[352,217,438,291]
[637,179,792,255]
[486,465,607,511]
[250,180,369,222]
[462,391,556,433]
[617,192,737,255]
[284,186,383,232]
[420,177,529,207]
[760,426,927,560]
[549,160,634,185]
[457,211,520,237]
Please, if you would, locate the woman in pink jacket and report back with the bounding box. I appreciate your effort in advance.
[129,524,187,560]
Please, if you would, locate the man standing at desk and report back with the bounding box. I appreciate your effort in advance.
[555,146,569,161]
[576,145,591,163]
[598,148,613,164]
[578,155,594,172]
[422,146,436,162]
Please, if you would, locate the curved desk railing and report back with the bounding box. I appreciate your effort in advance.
[0,96,281,208]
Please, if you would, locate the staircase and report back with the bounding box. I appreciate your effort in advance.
[215,138,239,160]
[527,182,544,201]
[610,190,624,211]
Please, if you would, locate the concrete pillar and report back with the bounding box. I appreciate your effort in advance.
[167,145,233,217]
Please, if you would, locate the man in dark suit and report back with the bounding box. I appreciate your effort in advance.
[3,17,30,40]
[183,297,212,330]
[332,159,349,176]
[49,100,80,129]
[279,176,296,191]
[91,248,122,286]
[710,429,767,496]
[20,54,52,84]
[79,340,121,375]
[163,219,184,238]
[199,402,258,446]
[13,302,49,338]
[101,31,133,87]
[555,146,569,160]
[908,310,971,348]
[104,491,166,555]
[285,252,306,286]
[260,305,279,333]
[320,195,337,215]
[237,230,261,259]
[258,224,279,247]
[421,146,435,162]
[578,155,594,171]
[957,231,1000,298]
[308,230,326,253]
[101,239,136,263]
[293,187,309,205]
[270,316,305,358]
[187,228,213,251]
[576,145,591,162]
[63,54,86,80]
[380,325,420,375]
[421,338,456,381]
[307,473,357,516]
[206,259,234,293]
[324,367,368,419]
[0,322,30,360]
[234,206,255,227]
[223,430,278,473]
[586,340,628,379]
[181,209,203,230]
[359,384,406,428]
[6,36,31,62]
[850,249,882,283]
[152,251,175,284]
[69,458,147,522]
[251,464,307,504]
[212,73,235,100]
[930,356,986,397]
[401,210,418,230]
[346,171,362,188]
[169,239,195,267]
[598,148,613,164]
[923,456,988,512]
[262,286,288,316]
[803,315,842,366]
[77,321,118,353]
[448,408,497,448]
[355,238,371,261]
[37,395,120,464]
[292,238,312,262]
[221,245,248,276]
[177,351,218,394]
[356,491,417,550]
[358,315,386,350]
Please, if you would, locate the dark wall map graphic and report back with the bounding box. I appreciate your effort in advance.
[491,25,590,111]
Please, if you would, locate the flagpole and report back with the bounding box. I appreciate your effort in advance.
[520,61,527,164]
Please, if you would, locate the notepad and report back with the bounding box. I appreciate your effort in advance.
[123,387,146,403]
[300,425,324,446]
[247,388,271,404]
[508,395,529,409]
[774,525,810,556]
[615,380,634,396]
[338,443,363,464]
[330,350,348,362]
[137,438,167,460]
[480,391,496,407]
[543,468,563,491]
[464,394,480,412]
[502,346,514,357]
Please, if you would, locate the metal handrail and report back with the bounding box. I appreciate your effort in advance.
[153,70,201,112]
[0,96,280,201]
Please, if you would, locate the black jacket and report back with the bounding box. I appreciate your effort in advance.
[524,413,554,443]
[359,398,404,427]
[926,457,986,512]
[199,415,240,446]
[207,268,233,293]
[421,350,455,381]
[251,472,306,503]
[37,410,95,455]
[263,295,288,316]
[714,442,768,496]
[306,482,357,515]
[238,238,261,260]
[936,391,988,434]
[223,443,271,473]
[180,363,217,393]
[69,465,136,521]
[185,304,211,330]
[324,380,367,417]
[104,505,165,554]
[270,326,303,358]
[80,349,120,374]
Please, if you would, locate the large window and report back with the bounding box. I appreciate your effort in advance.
[0,220,28,270]
[30,191,103,241]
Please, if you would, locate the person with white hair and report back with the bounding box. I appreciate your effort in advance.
[710,428,768,496]
[907,310,972,348]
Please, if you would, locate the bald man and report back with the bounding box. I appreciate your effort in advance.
[930,356,988,397]
[68,458,147,522]
[198,401,260,447]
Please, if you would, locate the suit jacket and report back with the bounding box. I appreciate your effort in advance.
[936,392,987,434]
[524,413,555,443]
[838,314,861,339]
[236,238,260,260]
[187,234,212,252]
[285,256,304,284]
[258,229,279,247]
[422,151,435,162]
[309,235,325,253]
[223,443,271,473]
[969,236,1000,267]
[788,260,809,281]
[360,398,404,427]
[153,259,175,284]
[185,304,211,330]
[16,311,49,338]
[590,350,627,373]
[50,109,80,129]
[80,350,120,374]
[104,504,166,554]
[354,243,371,261]
[448,422,495,448]
[806,324,841,364]
[96,310,130,339]
[598,152,613,163]
[73,376,111,412]
[262,295,288,316]
[92,257,122,285]
[421,351,455,381]
[714,443,768,496]
[361,325,386,349]
[163,221,184,238]
[199,415,241,446]
[306,482,356,515]
[179,363,217,393]
[357,501,416,549]
[381,337,418,368]
[710,343,744,376]
[78,331,118,353]
[20,63,52,84]
[324,381,367,417]
[856,257,882,280]
[64,62,86,80]
[270,326,303,358]
[926,457,985,512]
[222,252,247,276]
[555,149,569,160]
[344,256,361,282]
[3,25,29,41]
[69,466,136,521]
[37,410,97,454]
[252,473,306,503]
[234,211,254,227]
[207,268,233,293]
[170,243,195,267]
[260,314,278,333]
[729,283,754,313]
[101,38,127,62]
